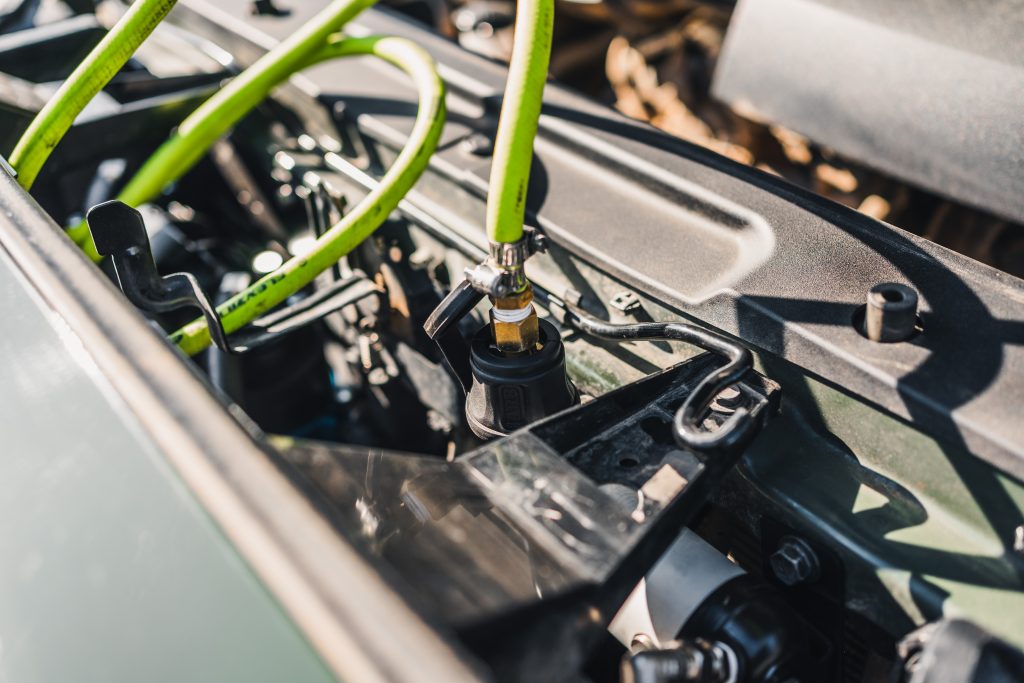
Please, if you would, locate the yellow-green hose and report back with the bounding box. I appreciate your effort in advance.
[8,0,179,190]
[161,34,445,356]
[38,0,543,355]
[67,0,376,258]
[484,0,553,245]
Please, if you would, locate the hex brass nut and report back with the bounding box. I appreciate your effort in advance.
[491,288,540,353]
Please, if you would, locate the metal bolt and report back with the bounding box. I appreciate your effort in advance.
[769,536,820,587]
[712,386,743,410]
[1014,525,1024,555]
[864,282,919,343]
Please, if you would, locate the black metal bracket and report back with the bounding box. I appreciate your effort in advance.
[86,200,236,353]
[86,200,382,355]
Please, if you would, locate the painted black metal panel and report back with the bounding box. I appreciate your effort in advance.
[174,0,1024,481]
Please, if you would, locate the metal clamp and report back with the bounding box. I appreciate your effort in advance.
[464,227,548,297]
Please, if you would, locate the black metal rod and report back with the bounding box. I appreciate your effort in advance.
[560,306,755,454]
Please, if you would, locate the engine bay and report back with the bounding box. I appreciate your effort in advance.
[1,1,1023,682]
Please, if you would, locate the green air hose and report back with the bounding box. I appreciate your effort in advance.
[162,34,445,356]
[484,0,553,245]
[50,0,547,356]
[8,0,179,190]
[67,0,377,258]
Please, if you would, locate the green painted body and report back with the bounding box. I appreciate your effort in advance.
[0,246,339,683]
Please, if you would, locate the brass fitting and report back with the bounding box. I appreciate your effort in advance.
[490,284,540,354]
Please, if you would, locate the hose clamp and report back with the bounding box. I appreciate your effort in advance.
[465,227,548,297]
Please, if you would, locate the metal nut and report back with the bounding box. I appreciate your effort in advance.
[769,536,820,587]
[491,287,540,353]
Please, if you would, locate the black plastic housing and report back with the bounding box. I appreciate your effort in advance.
[465,318,579,438]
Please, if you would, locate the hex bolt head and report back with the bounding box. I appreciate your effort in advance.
[864,282,919,343]
[769,536,820,587]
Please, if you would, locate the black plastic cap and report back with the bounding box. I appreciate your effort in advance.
[86,200,149,256]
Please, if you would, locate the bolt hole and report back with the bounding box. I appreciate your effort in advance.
[619,457,640,469]
[880,287,904,303]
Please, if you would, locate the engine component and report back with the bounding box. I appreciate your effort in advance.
[621,638,734,683]
[610,530,744,648]
[426,236,580,439]
[612,530,814,682]
[465,317,579,438]
[895,619,1024,683]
